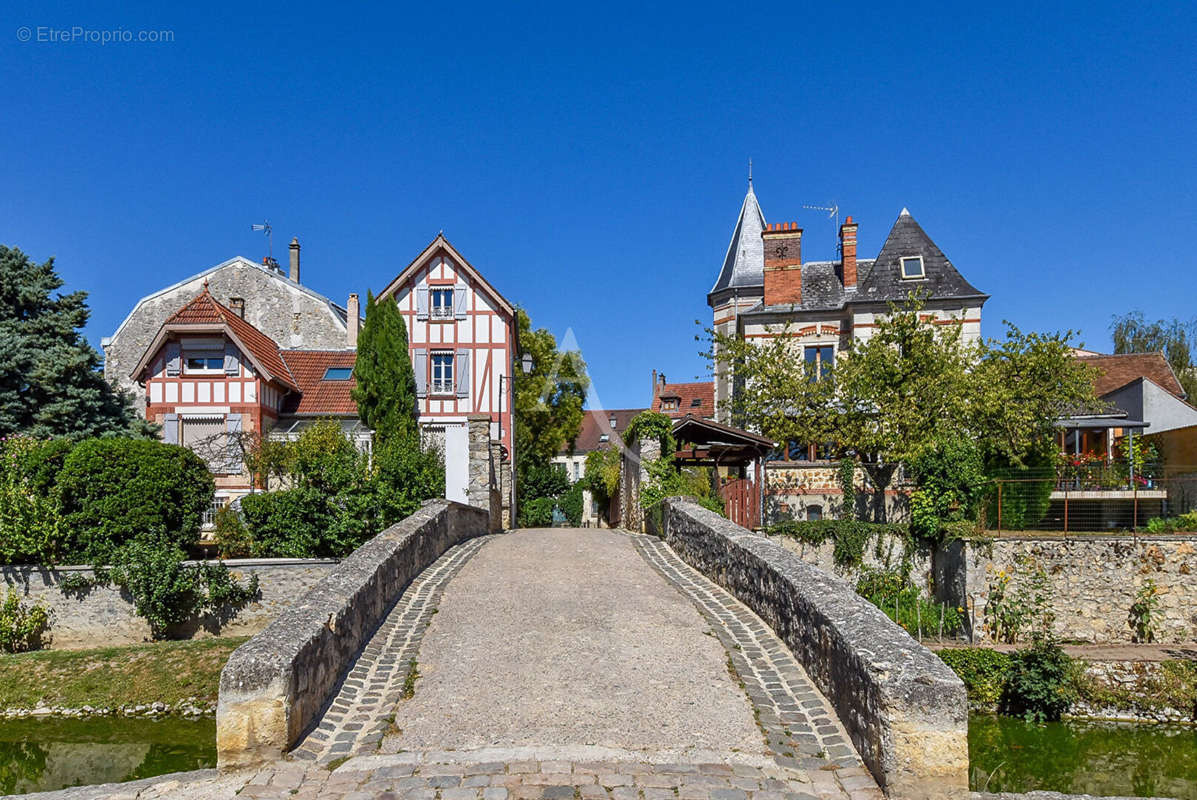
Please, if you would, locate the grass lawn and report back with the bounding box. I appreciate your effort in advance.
[0,637,248,710]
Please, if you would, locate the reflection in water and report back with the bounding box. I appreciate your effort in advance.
[0,717,215,795]
[969,713,1197,798]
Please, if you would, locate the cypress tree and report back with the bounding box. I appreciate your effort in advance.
[351,292,418,446]
[0,245,145,439]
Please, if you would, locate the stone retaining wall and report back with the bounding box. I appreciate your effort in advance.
[938,535,1197,644]
[0,559,338,649]
[216,499,488,769]
[662,497,969,800]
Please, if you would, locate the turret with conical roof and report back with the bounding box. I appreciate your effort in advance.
[708,181,767,306]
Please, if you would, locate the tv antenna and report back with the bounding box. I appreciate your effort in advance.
[251,221,274,264]
[802,203,840,255]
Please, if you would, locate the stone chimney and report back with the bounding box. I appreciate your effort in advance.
[347,293,360,347]
[840,216,858,289]
[761,222,803,306]
[289,237,301,284]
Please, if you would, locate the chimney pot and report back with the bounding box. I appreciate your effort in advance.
[347,293,360,347]
[289,237,301,284]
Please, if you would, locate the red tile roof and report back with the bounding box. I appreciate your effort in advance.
[1078,353,1185,399]
[654,381,715,419]
[166,289,297,391]
[279,351,359,415]
[560,408,646,455]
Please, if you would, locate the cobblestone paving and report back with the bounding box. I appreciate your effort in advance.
[16,747,882,800]
[633,535,864,772]
[291,535,493,763]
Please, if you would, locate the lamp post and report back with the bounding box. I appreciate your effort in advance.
[501,351,534,529]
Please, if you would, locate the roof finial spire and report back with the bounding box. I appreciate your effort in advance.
[748,157,753,186]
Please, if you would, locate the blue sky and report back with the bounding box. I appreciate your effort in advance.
[3,1,1195,410]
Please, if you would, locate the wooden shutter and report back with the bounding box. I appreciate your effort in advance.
[165,342,181,376]
[455,349,470,398]
[223,342,240,376]
[454,283,468,319]
[225,414,243,473]
[163,413,179,444]
[414,349,428,398]
[416,287,429,321]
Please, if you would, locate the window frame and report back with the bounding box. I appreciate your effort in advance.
[803,344,834,383]
[900,255,926,280]
[430,287,455,319]
[430,351,455,395]
[183,350,225,375]
[323,366,353,381]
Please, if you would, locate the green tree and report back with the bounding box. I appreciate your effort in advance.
[352,292,418,446]
[514,308,588,472]
[0,246,147,439]
[1111,312,1197,400]
[834,300,974,520]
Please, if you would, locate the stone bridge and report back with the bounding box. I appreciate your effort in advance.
[38,499,967,800]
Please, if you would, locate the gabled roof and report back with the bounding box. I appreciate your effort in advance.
[377,233,514,315]
[279,351,359,416]
[855,209,987,305]
[654,381,715,419]
[558,408,646,455]
[1080,352,1186,399]
[672,414,775,449]
[108,256,349,344]
[132,287,298,392]
[709,183,767,296]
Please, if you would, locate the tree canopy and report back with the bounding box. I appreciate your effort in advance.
[513,308,589,471]
[0,245,146,440]
[352,292,418,446]
[1111,311,1197,400]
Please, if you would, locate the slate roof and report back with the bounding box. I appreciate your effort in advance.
[1079,352,1186,399]
[654,381,715,419]
[709,183,766,295]
[161,288,298,391]
[560,408,646,455]
[279,351,360,415]
[855,209,987,305]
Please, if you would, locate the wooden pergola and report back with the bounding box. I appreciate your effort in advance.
[671,415,774,529]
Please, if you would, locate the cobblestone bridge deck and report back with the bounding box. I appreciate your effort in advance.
[24,529,883,800]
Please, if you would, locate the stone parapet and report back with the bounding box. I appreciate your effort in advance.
[661,497,969,800]
[215,499,488,769]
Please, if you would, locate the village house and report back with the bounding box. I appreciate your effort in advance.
[649,371,714,420]
[376,234,516,516]
[105,239,358,412]
[551,408,644,526]
[129,285,365,526]
[708,181,988,523]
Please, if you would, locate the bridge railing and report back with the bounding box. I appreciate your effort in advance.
[661,497,968,800]
[215,499,488,769]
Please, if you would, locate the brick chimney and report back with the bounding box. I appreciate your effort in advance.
[761,222,803,306]
[840,216,858,288]
[289,237,301,284]
[347,293,360,347]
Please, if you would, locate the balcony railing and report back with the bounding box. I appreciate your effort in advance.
[1055,459,1161,492]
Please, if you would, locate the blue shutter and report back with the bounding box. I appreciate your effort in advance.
[414,349,428,398]
[223,342,240,376]
[416,287,429,321]
[163,413,179,444]
[455,350,470,398]
[454,283,468,319]
[165,342,181,376]
[225,414,243,473]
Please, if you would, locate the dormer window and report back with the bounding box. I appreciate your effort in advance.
[900,256,925,280]
[690,398,702,408]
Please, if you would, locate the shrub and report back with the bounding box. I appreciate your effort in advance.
[908,434,987,539]
[768,519,910,570]
[519,462,570,506]
[56,438,213,563]
[1129,579,1160,643]
[1000,637,1077,722]
[372,435,444,528]
[1144,510,1197,533]
[937,648,1012,707]
[0,588,51,653]
[241,488,335,558]
[559,481,584,526]
[519,496,555,528]
[212,506,254,559]
[856,566,964,637]
[0,436,69,565]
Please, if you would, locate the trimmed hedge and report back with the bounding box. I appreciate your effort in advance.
[55,438,214,563]
[937,647,1013,707]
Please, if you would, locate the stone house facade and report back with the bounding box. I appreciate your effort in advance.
[708,181,988,523]
[104,242,356,412]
